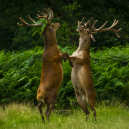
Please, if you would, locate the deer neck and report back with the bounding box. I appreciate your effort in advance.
[77,35,91,52]
[44,27,58,49]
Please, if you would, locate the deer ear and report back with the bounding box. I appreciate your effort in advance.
[91,34,96,42]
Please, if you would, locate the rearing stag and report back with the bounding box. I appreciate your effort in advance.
[70,17,121,121]
[17,8,73,122]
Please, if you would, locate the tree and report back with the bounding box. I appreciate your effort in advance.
[0,0,129,51]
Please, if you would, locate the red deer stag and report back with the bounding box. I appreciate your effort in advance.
[17,8,73,122]
[69,17,121,121]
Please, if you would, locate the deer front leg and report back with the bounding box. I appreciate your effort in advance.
[60,52,74,67]
[69,56,83,65]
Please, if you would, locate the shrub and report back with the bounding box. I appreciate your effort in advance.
[0,45,129,106]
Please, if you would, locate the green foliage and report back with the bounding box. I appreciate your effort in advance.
[90,46,129,103]
[1,0,129,51]
[0,45,129,106]
[32,18,47,36]
[0,46,43,104]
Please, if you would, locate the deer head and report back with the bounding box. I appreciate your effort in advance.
[17,8,60,37]
[77,17,121,42]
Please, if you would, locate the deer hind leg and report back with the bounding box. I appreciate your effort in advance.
[88,99,96,122]
[38,101,45,123]
[75,91,90,120]
[45,91,57,122]
[89,105,96,122]
[45,103,55,122]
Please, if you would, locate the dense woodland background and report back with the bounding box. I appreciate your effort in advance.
[0,0,129,107]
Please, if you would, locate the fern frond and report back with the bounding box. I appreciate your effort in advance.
[32,18,47,36]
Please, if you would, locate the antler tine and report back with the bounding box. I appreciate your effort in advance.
[17,17,43,27]
[48,8,53,22]
[107,20,121,38]
[37,8,53,23]
[78,21,82,26]
[37,10,47,19]
[37,8,50,19]
[113,19,119,26]
[112,28,121,38]
[93,21,108,31]
[51,9,53,20]
[38,10,46,16]
[104,20,118,30]
[81,17,85,26]
[17,17,28,27]
[28,15,36,23]
[100,20,119,31]
[38,11,46,16]
[84,17,94,28]
[17,23,24,27]
[113,19,117,24]
[44,8,49,20]
[47,9,51,22]
[37,14,40,17]
[90,20,98,30]
[91,19,121,38]
[42,11,46,15]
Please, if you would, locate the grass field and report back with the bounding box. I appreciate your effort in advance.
[0,102,129,129]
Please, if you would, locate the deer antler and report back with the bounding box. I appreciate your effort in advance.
[78,17,94,29]
[37,8,53,23]
[17,15,43,27]
[81,17,85,27]
[78,17,84,27]
[89,19,121,38]
[84,17,94,29]
[17,8,53,27]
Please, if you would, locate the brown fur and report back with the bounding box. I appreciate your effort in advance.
[37,23,73,122]
[17,9,73,122]
[69,17,121,121]
[70,20,97,121]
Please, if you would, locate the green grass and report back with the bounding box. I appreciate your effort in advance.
[0,102,129,129]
